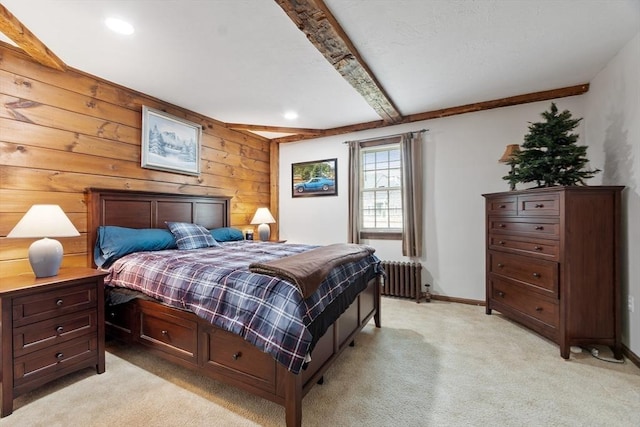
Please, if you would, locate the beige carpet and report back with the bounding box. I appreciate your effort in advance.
[3,299,639,426]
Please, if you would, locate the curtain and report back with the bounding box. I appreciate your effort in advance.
[400,132,424,257]
[347,140,361,244]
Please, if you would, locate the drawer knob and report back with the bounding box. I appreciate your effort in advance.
[232,352,242,361]
[56,299,64,306]
[161,330,169,336]
[535,203,544,208]
[534,246,542,251]
[535,307,543,312]
[110,312,116,318]
[499,204,506,209]
[532,272,540,278]
[497,263,504,268]
[498,291,505,297]
[534,226,544,230]
[56,352,64,360]
[499,223,506,228]
[56,326,64,334]
[498,240,505,245]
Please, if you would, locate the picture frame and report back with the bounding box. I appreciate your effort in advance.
[292,158,337,198]
[141,106,202,176]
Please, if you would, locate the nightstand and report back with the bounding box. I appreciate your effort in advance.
[0,267,107,417]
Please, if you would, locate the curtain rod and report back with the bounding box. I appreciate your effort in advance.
[343,129,428,144]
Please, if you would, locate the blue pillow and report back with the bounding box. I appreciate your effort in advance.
[166,222,220,250]
[210,227,244,242]
[95,226,177,268]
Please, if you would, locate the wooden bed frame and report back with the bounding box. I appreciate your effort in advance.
[87,188,381,427]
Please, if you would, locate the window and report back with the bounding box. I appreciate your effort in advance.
[361,143,402,235]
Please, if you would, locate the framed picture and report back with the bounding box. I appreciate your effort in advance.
[292,158,337,197]
[141,106,202,175]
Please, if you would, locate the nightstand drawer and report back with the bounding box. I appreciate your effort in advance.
[13,282,97,327]
[13,310,97,357]
[13,335,98,387]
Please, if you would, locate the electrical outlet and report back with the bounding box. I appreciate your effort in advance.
[629,295,635,313]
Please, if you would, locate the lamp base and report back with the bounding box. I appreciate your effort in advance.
[257,223,271,241]
[29,238,63,278]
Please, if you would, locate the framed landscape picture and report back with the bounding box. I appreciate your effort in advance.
[292,158,337,198]
[141,106,202,175]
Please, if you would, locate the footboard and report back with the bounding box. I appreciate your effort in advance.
[105,275,381,426]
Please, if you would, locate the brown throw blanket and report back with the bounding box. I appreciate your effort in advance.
[249,243,375,298]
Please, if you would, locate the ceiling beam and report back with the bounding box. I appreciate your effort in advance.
[226,123,325,136]
[275,0,402,124]
[272,84,590,143]
[0,4,66,71]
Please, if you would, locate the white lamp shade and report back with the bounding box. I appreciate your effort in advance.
[250,208,276,241]
[7,205,80,238]
[7,205,80,278]
[250,208,276,225]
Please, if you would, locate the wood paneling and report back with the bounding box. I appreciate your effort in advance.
[0,42,273,277]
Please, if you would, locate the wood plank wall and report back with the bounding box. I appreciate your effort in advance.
[0,43,273,278]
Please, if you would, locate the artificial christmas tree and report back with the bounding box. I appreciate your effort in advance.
[504,103,600,188]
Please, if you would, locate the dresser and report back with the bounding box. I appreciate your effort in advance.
[483,186,623,359]
[0,268,107,417]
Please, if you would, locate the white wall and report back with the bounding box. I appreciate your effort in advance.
[279,97,585,302]
[584,32,639,356]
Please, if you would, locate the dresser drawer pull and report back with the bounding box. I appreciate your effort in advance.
[534,226,544,230]
[499,240,505,245]
[161,330,169,336]
[497,263,504,268]
[56,352,64,360]
[534,246,543,251]
[535,203,544,208]
[110,312,116,318]
[532,272,540,278]
[535,307,543,312]
[497,291,505,297]
[499,204,506,209]
[499,223,506,228]
[56,326,64,334]
[232,352,242,361]
[56,299,64,306]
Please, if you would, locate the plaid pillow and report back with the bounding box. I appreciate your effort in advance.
[165,222,220,250]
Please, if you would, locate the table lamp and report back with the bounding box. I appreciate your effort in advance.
[250,207,276,241]
[499,144,520,191]
[7,205,80,278]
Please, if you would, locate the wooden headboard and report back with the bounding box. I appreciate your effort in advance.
[87,188,231,266]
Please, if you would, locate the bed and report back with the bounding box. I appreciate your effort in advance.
[87,188,382,427]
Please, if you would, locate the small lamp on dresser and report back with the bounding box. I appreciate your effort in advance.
[250,207,276,241]
[499,144,520,191]
[7,204,80,278]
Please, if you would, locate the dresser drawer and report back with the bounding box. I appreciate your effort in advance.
[517,193,560,216]
[13,335,97,387]
[489,217,559,239]
[488,234,559,261]
[201,327,276,392]
[489,252,558,295]
[12,282,97,327]
[13,310,97,358]
[138,305,198,362]
[486,195,517,216]
[490,277,558,328]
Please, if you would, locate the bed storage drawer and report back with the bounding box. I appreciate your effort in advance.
[200,327,276,393]
[137,301,198,362]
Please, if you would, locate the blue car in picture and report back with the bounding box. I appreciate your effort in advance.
[294,177,335,193]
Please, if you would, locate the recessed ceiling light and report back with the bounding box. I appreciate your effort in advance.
[105,17,134,35]
[284,111,299,120]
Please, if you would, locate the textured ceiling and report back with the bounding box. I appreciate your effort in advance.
[1,0,639,137]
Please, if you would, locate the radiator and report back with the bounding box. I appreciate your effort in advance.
[380,261,429,303]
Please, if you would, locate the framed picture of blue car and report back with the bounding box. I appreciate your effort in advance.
[292,158,337,198]
[141,106,202,176]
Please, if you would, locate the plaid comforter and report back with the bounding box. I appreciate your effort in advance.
[105,241,380,374]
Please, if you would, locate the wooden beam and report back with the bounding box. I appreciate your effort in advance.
[0,4,66,71]
[275,0,402,124]
[272,84,590,143]
[226,122,325,136]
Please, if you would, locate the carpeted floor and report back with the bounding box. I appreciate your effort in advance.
[3,299,639,426]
